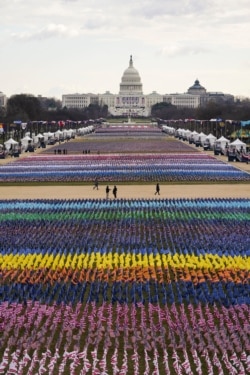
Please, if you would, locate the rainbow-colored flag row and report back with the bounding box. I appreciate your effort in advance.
[0,153,249,182]
[0,198,249,374]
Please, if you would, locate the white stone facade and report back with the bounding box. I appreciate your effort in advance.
[62,93,98,109]
[0,92,7,107]
[166,93,201,108]
[61,57,234,115]
[62,56,163,117]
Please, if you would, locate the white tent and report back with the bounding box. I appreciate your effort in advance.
[63,129,74,138]
[203,133,217,148]
[21,135,33,143]
[206,133,216,140]
[54,130,63,139]
[43,131,54,137]
[4,138,18,145]
[189,130,198,142]
[162,125,175,135]
[217,136,230,143]
[214,136,230,148]
[43,132,54,141]
[4,138,18,151]
[197,132,207,145]
[229,138,246,152]
[182,129,192,140]
[213,136,230,155]
[32,134,43,147]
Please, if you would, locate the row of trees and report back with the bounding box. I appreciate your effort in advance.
[0,94,109,124]
[151,99,250,121]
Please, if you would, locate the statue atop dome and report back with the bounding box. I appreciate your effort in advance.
[129,55,133,67]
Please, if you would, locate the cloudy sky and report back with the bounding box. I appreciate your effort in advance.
[1,0,250,100]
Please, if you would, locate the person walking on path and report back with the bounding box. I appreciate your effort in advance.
[113,185,117,199]
[93,178,99,190]
[106,185,110,199]
[155,183,160,195]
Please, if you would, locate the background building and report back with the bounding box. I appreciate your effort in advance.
[62,93,98,109]
[0,92,7,108]
[112,55,148,116]
[61,56,234,116]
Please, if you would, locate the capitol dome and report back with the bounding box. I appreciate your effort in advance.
[119,55,143,95]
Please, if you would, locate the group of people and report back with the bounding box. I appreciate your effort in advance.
[105,185,117,199]
[93,179,117,199]
[54,149,68,154]
[93,180,160,198]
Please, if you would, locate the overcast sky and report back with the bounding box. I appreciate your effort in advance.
[1,0,250,100]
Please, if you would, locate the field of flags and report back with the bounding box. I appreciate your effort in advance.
[0,198,249,374]
[0,153,249,183]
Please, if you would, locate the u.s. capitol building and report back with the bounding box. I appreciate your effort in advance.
[62,55,233,117]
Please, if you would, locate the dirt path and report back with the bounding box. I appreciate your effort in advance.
[0,183,249,200]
